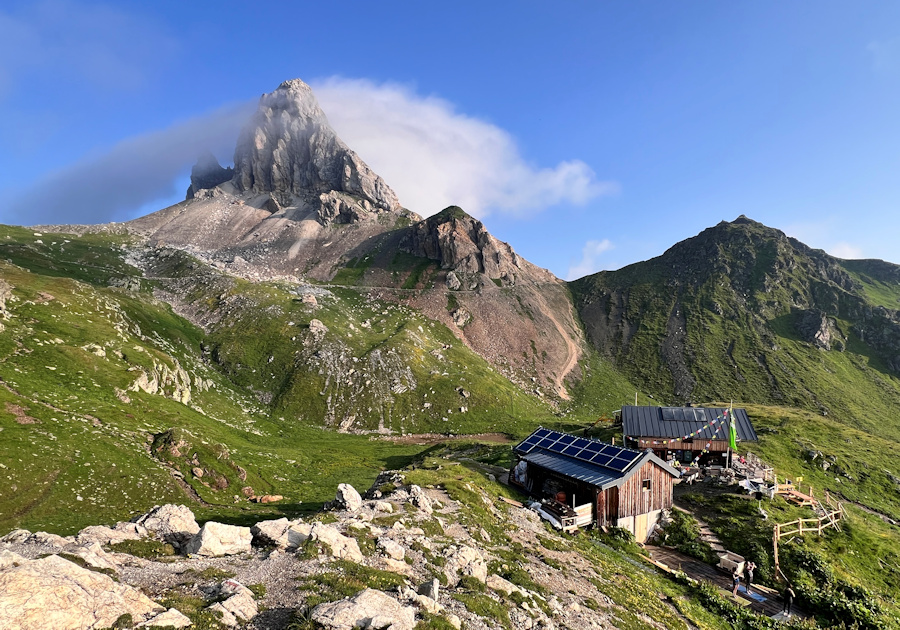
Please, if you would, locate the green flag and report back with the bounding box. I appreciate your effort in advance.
[728,413,738,451]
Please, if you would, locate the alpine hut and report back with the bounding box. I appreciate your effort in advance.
[509,427,680,541]
[620,405,758,467]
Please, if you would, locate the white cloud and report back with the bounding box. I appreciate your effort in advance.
[312,77,617,218]
[828,242,864,260]
[0,102,254,225]
[566,239,615,280]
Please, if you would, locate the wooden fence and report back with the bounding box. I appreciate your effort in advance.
[772,492,844,573]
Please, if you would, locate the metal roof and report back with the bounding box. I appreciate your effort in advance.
[513,428,680,489]
[521,449,623,489]
[620,406,758,442]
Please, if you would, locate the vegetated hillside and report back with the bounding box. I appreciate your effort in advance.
[571,216,900,437]
[0,224,560,535]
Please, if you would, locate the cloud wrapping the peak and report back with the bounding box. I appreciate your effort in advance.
[312,77,617,218]
[1,102,254,225]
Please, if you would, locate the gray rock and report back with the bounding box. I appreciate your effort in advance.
[377,537,405,561]
[184,522,252,557]
[311,588,416,630]
[408,485,433,514]
[334,483,363,512]
[443,544,487,586]
[417,578,440,601]
[0,555,163,629]
[134,504,200,548]
[309,523,363,563]
[136,607,192,628]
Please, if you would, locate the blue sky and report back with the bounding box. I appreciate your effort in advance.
[1,1,898,279]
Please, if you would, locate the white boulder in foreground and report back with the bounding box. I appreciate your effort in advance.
[184,521,252,556]
[136,607,192,628]
[312,588,416,630]
[134,504,200,547]
[0,555,163,630]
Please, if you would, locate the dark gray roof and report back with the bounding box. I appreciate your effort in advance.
[513,428,679,489]
[621,406,758,442]
[521,449,622,489]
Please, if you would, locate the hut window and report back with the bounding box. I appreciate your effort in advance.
[642,479,651,492]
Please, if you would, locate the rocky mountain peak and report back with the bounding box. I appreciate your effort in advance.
[185,152,233,200]
[232,78,401,212]
[400,206,527,286]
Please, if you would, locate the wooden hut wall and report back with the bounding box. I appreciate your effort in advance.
[631,438,731,453]
[616,461,673,519]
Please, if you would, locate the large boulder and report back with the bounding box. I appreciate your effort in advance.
[251,517,310,549]
[184,522,252,557]
[408,485,433,514]
[0,555,163,629]
[443,545,487,586]
[76,524,147,546]
[207,580,258,627]
[311,588,416,630]
[310,523,363,563]
[134,504,200,548]
[333,483,363,512]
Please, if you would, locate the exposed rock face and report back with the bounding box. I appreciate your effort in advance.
[0,555,163,630]
[796,308,845,351]
[186,152,234,200]
[311,588,417,630]
[232,79,401,215]
[400,206,525,286]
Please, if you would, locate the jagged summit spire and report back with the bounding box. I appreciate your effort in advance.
[232,79,400,211]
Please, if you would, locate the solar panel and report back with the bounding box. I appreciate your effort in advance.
[608,456,635,472]
[555,434,576,446]
[561,443,582,456]
[533,427,552,439]
[571,438,590,451]
[590,453,613,467]
[580,443,602,456]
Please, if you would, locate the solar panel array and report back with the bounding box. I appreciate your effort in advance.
[515,428,642,474]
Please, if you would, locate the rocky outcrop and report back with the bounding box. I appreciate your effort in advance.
[400,206,525,286]
[796,308,845,351]
[186,152,234,200]
[232,79,401,215]
[0,555,163,630]
[311,588,417,630]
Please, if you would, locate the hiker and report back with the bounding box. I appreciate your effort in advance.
[783,585,795,616]
[732,570,742,597]
[745,561,756,595]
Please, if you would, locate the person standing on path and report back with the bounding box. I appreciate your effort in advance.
[783,585,795,616]
[732,570,742,597]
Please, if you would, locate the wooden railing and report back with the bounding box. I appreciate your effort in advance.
[772,492,844,572]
